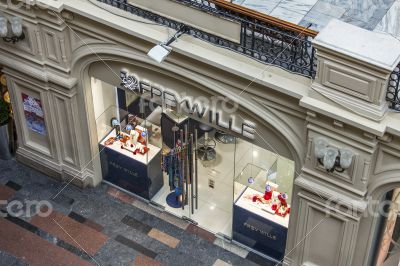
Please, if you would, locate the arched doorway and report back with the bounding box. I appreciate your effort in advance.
[366,175,400,266]
[71,45,304,262]
[375,188,400,266]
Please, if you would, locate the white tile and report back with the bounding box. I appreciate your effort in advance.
[213,259,232,266]
[213,238,249,258]
[299,11,336,31]
[270,6,307,24]
[241,0,281,14]
[191,204,231,235]
[275,0,318,15]
[220,217,233,237]
[374,0,400,38]
[308,1,346,18]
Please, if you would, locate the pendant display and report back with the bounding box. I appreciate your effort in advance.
[197,138,217,161]
[215,131,235,144]
[161,125,198,210]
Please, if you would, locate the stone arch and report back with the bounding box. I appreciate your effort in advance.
[369,173,400,200]
[70,43,306,181]
[353,172,400,266]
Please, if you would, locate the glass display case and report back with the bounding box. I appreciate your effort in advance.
[232,159,292,261]
[97,104,164,200]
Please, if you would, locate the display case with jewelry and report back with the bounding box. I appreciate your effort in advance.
[234,162,290,222]
[232,159,290,261]
[98,108,163,200]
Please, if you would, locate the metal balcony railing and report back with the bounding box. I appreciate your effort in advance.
[97,0,318,78]
[96,0,399,111]
[387,64,400,111]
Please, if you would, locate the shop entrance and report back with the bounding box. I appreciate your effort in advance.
[90,76,295,261]
[151,114,238,237]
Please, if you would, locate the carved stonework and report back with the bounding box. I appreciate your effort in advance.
[312,19,400,121]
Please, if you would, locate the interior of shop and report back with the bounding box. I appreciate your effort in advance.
[91,76,295,260]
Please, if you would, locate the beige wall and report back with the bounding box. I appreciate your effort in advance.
[1,2,400,266]
[90,77,118,142]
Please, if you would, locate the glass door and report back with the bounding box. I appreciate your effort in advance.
[152,117,237,237]
[189,126,237,237]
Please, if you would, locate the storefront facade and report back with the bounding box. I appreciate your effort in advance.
[1,0,400,265]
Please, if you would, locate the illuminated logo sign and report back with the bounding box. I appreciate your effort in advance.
[119,70,256,139]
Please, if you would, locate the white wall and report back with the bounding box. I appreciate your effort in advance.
[90,77,118,141]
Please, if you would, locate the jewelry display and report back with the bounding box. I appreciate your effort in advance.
[234,161,291,221]
[215,131,235,144]
[111,118,121,138]
[243,184,290,218]
[197,138,216,161]
[162,125,198,212]
[251,184,273,204]
[105,137,116,146]
[105,123,150,155]
[197,123,216,161]
[272,193,290,217]
[127,114,139,127]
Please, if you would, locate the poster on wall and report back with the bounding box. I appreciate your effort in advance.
[21,93,46,136]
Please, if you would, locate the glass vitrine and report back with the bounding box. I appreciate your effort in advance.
[232,149,294,261]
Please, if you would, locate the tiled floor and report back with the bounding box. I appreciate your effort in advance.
[374,0,400,38]
[0,158,278,266]
[232,0,399,35]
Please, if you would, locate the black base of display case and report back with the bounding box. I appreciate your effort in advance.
[99,143,163,200]
[232,204,287,261]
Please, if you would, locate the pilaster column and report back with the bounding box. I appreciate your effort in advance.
[0,5,98,188]
[311,19,400,121]
[285,19,400,266]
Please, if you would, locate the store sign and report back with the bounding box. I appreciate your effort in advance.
[243,222,277,240]
[109,161,138,177]
[119,70,256,139]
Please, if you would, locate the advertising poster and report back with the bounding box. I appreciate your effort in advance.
[21,93,46,136]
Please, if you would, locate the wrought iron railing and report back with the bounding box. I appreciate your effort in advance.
[387,64,400,111]
[97,0,318,78]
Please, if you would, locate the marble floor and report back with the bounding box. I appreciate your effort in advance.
[232,0,400,37]
[374,0,400,38]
